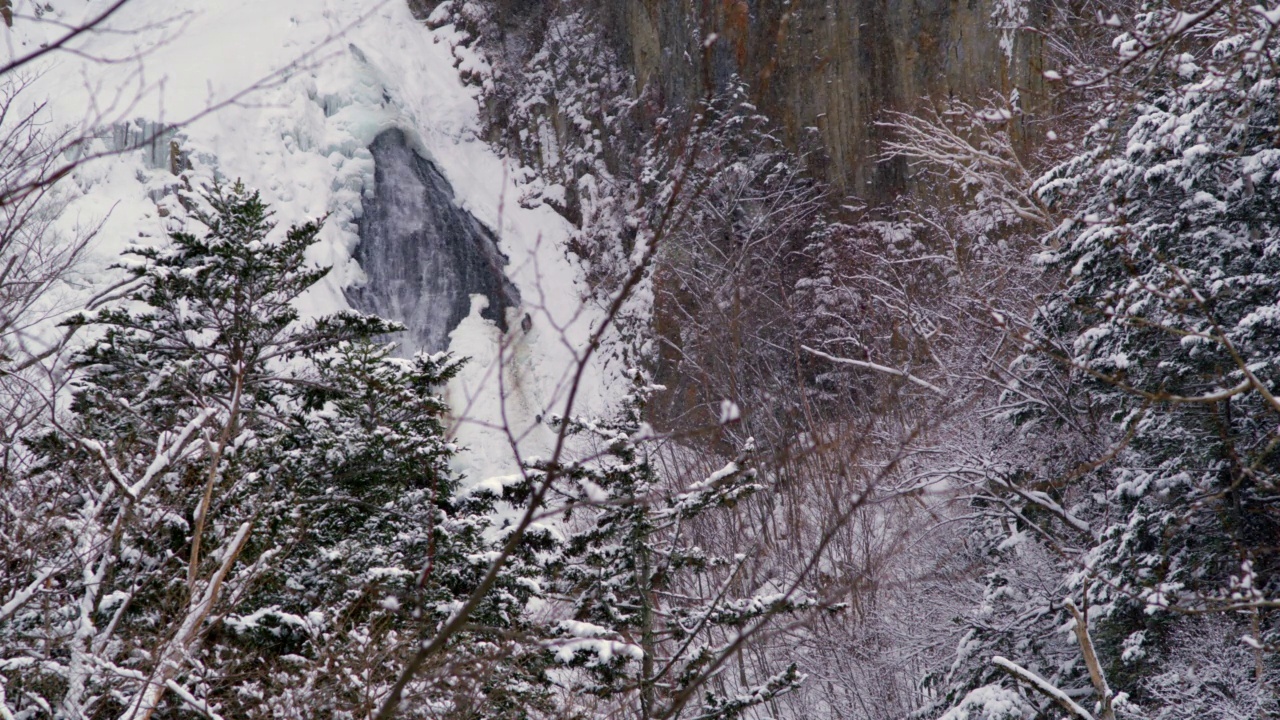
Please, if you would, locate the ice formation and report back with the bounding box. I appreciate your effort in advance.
[6,0,620,481]
[348,128,519,354]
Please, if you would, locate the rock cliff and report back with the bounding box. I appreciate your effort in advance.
[601,0,1049,196]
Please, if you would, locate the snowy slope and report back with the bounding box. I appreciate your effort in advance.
[4,0,621,481]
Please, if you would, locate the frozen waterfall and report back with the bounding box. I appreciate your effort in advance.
[347,128,520,353]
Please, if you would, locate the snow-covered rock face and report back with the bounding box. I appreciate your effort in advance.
[7,0,621,481]
[348,128,519,353]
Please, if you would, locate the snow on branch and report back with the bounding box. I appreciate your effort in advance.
[992,656,1095,720]
[801,345,948,396]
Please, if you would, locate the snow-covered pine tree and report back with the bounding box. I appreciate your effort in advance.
[0,182,550,719]
[215,341,556,719]
[3,181,395,719]
[517,373,807,719]
[1032,0,1280,705]
[936,1,1280,716]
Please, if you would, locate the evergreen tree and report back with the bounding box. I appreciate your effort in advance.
[215,341,555,719]
[0,182,550,719]
[517,373,807,719]
[3,181,395,719]
[937,2,1280,716]
[1035,0,1280,703]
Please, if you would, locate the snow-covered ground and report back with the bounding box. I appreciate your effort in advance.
[4,0,621,482]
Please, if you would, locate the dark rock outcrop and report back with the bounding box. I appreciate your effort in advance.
[347,128,519,353]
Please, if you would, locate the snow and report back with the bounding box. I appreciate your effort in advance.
[718,399,741,424]
[552,619,643,665]
[991,657,1092,720]
[937,684,1031,720]
[225,606,310,634]
[4,0,621,484]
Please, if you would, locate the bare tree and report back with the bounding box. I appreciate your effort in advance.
[0,72,101,471]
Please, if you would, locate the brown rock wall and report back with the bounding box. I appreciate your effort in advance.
[603,0,1048,197]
